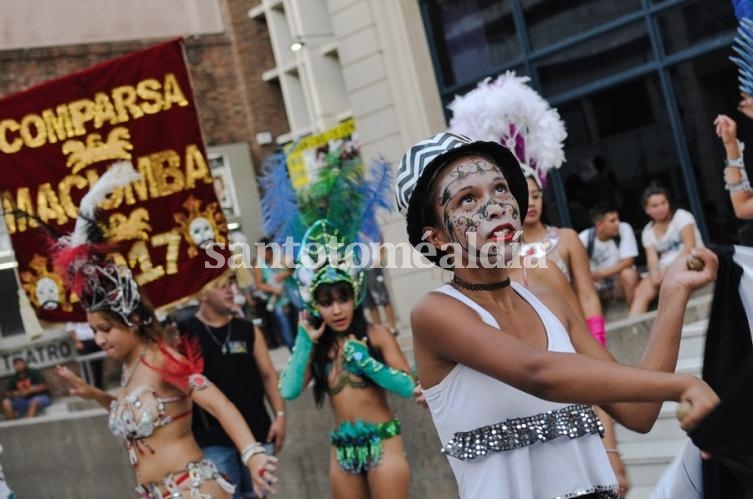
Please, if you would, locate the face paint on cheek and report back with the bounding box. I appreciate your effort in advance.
[443,207,480,251]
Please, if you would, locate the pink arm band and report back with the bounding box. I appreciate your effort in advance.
[586,315,606,346]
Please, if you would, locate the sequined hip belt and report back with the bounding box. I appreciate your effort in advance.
[442,404,604,461]
[330,418,401,473]
[134,458,235,499]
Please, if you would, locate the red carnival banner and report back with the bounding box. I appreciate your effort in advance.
[0,39,230,322]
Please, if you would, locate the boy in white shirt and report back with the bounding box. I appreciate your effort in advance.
[579,203,640,307]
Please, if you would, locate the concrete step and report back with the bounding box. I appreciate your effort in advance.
[675,355,702,376]
[615,402,685,444]
[677,320,707,361]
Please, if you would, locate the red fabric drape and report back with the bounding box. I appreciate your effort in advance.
[0,39,230,322]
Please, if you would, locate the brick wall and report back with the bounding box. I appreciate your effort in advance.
[0,0,288,173]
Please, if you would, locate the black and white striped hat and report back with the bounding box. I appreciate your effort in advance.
[396,132,528,265]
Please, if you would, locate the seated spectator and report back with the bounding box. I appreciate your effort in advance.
[629,183,704,316]
[67,321,104,389]
[1,357,51,419]
[578,203,640,307]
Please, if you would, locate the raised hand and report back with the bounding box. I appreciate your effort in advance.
[55,365,98,400]
[714,114,738,146]
[661,248,718,294]
[298,310,325,343]
[675,376,719,432]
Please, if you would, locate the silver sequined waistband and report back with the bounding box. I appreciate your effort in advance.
[442,404,604,461]
[134,458,236,498]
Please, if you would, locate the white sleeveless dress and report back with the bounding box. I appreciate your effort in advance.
[423,282,618,499]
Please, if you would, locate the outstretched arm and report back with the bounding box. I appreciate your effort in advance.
[567,249,718,431]
[192,378,278,497]
[279,314,322,400]
[55,365,114,409]
[412,266,719,431]
[343,340,415,397]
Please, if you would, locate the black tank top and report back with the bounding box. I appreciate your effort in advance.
[182,315,272,448]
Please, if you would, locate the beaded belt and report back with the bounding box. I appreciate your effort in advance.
[134,458,235,499]
[442,404,604,461]
[330,418,401,473]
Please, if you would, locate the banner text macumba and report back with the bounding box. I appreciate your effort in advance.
[0,74,188,155]
[1,144,211,234]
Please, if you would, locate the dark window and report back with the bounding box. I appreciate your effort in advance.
[423,0,521,89]
[558,75,683,243]
[656,0,736,55]
[440,64,530,116]
[591,80,654,137]
[670,50,745,244]
[423,0,738,236]
[537,22,652,97]
[522,0,641,51]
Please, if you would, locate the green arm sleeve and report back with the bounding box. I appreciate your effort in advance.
[279,326,315,400]
[343,339,415,398]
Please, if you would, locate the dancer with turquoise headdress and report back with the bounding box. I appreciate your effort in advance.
[261,148,415,499]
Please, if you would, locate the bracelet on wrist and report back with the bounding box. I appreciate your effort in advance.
[726,157,745,168]
[604,448,620,455]
[725,156,745,168]
[724,139,746,168]
[240,442,266,465]
[276,410,285,418]
[726,180,753,192]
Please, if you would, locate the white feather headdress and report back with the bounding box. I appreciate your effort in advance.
[448,71,567,188]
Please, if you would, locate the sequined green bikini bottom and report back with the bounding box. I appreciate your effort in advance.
[330,418,401,473]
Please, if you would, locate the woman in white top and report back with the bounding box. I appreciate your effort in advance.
[395,132,719,499]
[629,182,704,316]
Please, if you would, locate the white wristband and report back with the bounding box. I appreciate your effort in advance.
[240,443,266,465]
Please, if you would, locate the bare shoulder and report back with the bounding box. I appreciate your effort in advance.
[366,323,393,347]
[557,227,581,245]
[411,291,461,325]
[411,290,487,340]
[152,343,186,363]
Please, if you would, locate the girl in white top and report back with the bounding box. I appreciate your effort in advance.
[629,183,704,316]
[395,132,719,499]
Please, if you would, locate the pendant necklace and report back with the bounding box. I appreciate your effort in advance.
[121,348,147,388]
[202,319,232,355]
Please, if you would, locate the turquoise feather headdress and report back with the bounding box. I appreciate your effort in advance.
[259,146,392,311]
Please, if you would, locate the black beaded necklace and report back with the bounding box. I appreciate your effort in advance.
[452,275,511,292]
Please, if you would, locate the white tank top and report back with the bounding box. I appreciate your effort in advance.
[424,282,618,499]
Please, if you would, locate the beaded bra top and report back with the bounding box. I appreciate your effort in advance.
[325,363,370,395]
[519,226,570,281]
[108,385,190,466]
